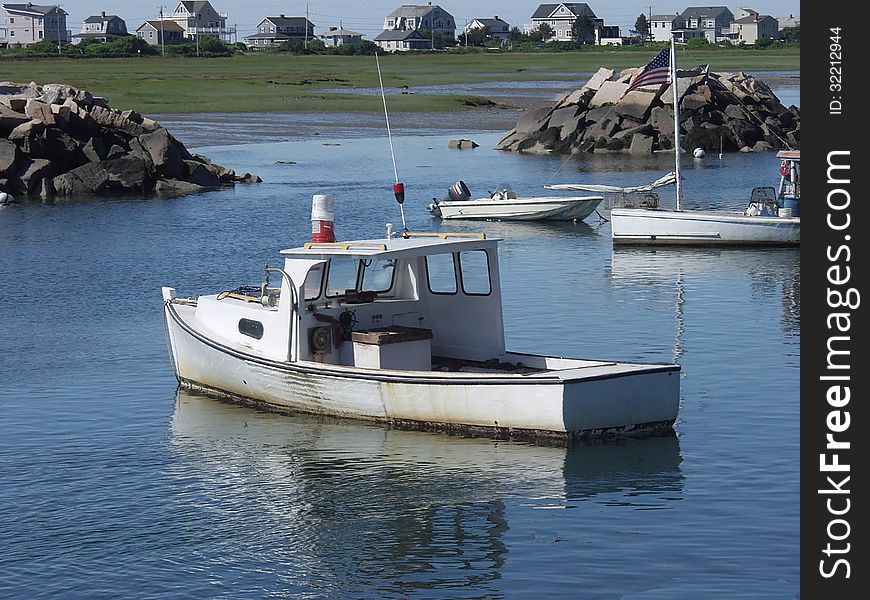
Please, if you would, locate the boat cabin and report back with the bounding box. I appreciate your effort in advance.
[192,233,507,369]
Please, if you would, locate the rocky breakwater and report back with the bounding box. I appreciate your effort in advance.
[495,66,800,156]
[0,81,260,201]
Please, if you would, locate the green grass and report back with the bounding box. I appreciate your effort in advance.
[0,50,800,114]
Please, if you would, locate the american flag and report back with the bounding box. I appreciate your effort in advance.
[623,47,671,96]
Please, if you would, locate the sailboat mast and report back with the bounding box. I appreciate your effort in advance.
[670,35,683,212]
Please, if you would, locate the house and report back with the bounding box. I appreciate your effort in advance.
[373,28,430,51]
[319,26,363,47]
[162,1,235,43]
[777,14,799,29]
[464,16,511,41]
[243,15,314,49]
[2,3,69,46]
[74,11,129,43]
[383,4,456,39]
[529,3,603,43]
[649,14,685,42]
[597,25,621,45]
[729,13,778,44]
[678,6,734,42]
[136,20,185,46]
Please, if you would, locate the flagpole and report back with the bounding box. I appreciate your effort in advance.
[671,34,682,212]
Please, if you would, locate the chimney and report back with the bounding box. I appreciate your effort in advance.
[280,14,285,18]
[101,11,106,18]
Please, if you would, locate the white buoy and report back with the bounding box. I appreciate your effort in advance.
[311,194,335,243]
[693,147,705,159]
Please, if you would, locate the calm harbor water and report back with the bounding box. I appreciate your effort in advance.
[1,124,799,597]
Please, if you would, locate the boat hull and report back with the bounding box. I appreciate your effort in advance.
[611,208,800,246]
[434,196,604,221]
[164,302,679,439]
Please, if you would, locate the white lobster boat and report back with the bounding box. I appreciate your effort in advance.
[606,38,800,247]
[162,230,680,439]
[427,182,604,222]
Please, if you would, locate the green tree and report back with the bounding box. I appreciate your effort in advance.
[306,38,327,52]
[633,14,650,41]
[779,26,800,43]
[461,26,488,46]
[508,26,525,44]
[196,36,231,56]
[571,15,596,43]
[538,23,554,41]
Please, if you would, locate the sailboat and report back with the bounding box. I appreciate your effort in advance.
[605,37,800,247]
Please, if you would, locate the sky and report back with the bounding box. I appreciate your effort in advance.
[63,1,800,39]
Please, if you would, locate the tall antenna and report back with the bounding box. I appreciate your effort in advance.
[670,35,683,212]
[375,52,407,233]
[159,6,165,56]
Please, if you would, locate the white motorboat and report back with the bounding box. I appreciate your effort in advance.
[595,38,800,246]
[162,226,680,439]
[427,181,604,222]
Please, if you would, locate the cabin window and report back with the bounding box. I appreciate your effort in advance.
[304,263,324,300]
[361,258,396,294]
[426,253,457,294]
[326,258,361,297]
[239,318,264,339]
[459,250,491,295]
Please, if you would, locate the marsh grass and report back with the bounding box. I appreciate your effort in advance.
[1,50,799,114]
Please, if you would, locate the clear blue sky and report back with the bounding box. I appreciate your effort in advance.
[65,1,800,39]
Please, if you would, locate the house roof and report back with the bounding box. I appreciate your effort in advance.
[263,16,314,28]
[386,4,448,19]
[320,27,362,37]
[374,29,429,41]
[2,3,67,15]
[473,18,510,29]
[680,6,732,20]
[178,1,212,13]
[650,14,681,21]
[138,20,185,32]
[531,3,596,20]
[83,14,123,23]
[733,14,776,24]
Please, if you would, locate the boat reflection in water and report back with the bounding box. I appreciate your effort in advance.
[610,247,801,334]
[168,389,683,595]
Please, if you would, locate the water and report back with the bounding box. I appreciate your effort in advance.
[0,129,799,597]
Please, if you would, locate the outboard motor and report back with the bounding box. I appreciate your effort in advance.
[448,180,471,202]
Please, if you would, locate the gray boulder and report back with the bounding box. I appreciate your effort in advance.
[138,128,183,179]
[17,158,54,195]
[0,139,20,176]
[183,160,221,187]
[52,162,111,196]
[154,179,206,196]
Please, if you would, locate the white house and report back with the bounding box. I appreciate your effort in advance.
[678,5,734,42]
[319,26,363,46]
[243,15,314,49]
[383,4,455,39]
[2,3,68,46]
[529,3,602,43]
[163,1,235,43]
[74,12,129,43]
[729,13,778,44]
[136,20,185,45]
[464,16,510,41]
[649,14,685,42]
[373,28,430,51]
